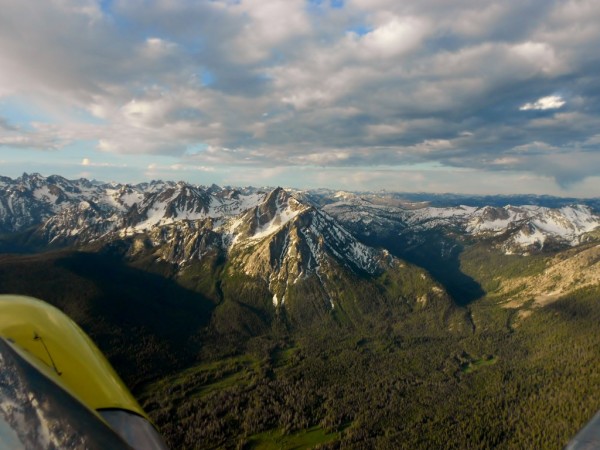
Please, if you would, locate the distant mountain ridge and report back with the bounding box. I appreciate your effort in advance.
[0,173,453,329]
[324,200,599,255]
[1,173,599,258]
[305,189,600,210]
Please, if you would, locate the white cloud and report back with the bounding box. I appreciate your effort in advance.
[511,141,559,153]
[292,150,351,165]
[492,157,520,165]
[452,4,506,37]
[169,163,215,172]
[0,0,599,191]
[357,16,429,58]
[519,95,566,111]
[80,157,126,168]
[230,0,311,62]
[510,42,564,75]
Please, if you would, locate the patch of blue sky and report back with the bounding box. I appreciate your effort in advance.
[98,0,133,32]
[99,0,112,14]
[185,144,208,156]
[0,141,86,163]
[257,70,274,80]
[91,151,180,170]
[348,24,372,36]
[391,162,449,171]
[214,0,241,5]
[71,107,106,125]
[0,141,195,183]
[0,144,81,179]
[2,101,105,129]
[306,0,344,11]
[265,50,286,65]
[0,97,53,129]
[305,0,327,16]
[200,70,216,87]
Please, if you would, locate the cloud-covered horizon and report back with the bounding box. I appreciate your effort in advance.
[1,0,599,195]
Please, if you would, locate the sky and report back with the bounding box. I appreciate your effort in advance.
[0,0,599,196]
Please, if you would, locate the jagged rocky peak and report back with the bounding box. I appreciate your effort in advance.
[292,208,388,275]
[123,182,213,229]
[233,204,389,281]
[257,187,299,225]
[206,183,222,194]
[13,173,41,193]
[478,206,511,222]
[227,205,397,314]
[162,183,212,218]
[19,171,44,183]
[20,173,86,201]
[226,189,241,199]
[232,187,308,240]
[45,174,70,185]
[137,218,224,265]
[0,173,85,233]
[143,179,175,193]
[104,184,142,212]
[19,173,72,194]
[41,199,117,245]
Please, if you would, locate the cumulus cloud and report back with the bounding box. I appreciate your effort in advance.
[355,16,430,58]
[81,157,126,168]
[0,118,103,150]
[0,122,65,150]
[520,95,566,111]
[0,0,599,191]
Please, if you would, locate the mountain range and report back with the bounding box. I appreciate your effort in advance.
[2,172,600,448]
[2,173,598,302]
[3,173,598,254]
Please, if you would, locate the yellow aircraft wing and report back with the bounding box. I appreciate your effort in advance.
[0,295,168,450]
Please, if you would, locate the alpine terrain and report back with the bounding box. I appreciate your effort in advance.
[1,173,600,449]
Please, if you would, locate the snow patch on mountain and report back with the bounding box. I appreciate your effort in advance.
[251,203,306,241]
[2,173,598,259]
[324,198,600,254]
[32,186,59,205]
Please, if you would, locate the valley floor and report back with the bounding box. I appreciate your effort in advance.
[138,284,600,449]
[1,243,599,449]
